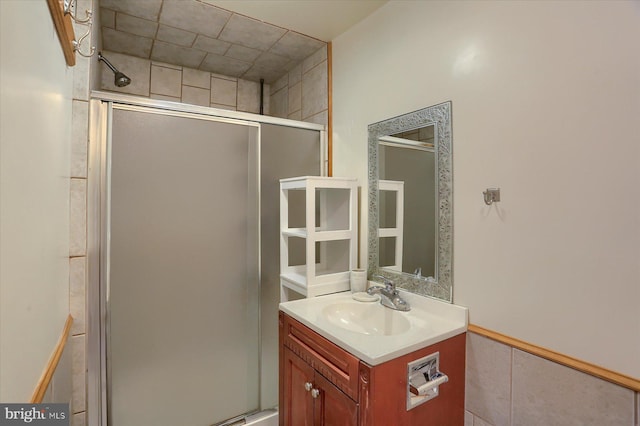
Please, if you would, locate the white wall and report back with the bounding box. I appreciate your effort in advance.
[0,1,73,401]
[332,0,640,378]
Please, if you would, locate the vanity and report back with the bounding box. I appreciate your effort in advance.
[279,102,461,425]
[279,291,467,425]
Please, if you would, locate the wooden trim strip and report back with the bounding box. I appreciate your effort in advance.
[468,324,640,392]
[327,41,333,177]
[30,315,74,403]
[46,0,76,66]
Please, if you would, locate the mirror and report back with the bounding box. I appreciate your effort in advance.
[368,102,452,302]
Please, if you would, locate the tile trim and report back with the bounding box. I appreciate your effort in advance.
[468,324,640,391]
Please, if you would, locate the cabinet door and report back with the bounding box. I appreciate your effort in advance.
[282,348,314,426]
[313,372,358,426]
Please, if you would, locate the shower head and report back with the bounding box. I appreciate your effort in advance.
[98,52,131,87]
[113,71,131,88]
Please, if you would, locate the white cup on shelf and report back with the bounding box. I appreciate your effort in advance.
[350,269,367,293]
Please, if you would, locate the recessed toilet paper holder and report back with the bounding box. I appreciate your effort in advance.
[407,351,449,410]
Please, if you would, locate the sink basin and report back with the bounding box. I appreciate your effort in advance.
[280,291,468,365]
[321,302,411,336]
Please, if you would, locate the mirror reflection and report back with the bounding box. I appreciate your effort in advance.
[368,102,452,302]
[378,128,436,278]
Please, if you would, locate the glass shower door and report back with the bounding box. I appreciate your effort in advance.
[107,107,260,426]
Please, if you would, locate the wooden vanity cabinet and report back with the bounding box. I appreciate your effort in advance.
[282,348,358,425]
[279,312,466,426]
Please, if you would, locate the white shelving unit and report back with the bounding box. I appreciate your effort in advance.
[280,176,358,300]
[378,180,404,272]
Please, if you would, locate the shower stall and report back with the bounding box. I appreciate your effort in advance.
[86,93,326,426]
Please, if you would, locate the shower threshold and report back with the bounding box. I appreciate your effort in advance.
[212,408,278,426]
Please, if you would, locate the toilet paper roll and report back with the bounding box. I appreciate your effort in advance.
[350,269,367,293]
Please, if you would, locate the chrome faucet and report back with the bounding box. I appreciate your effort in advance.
[367,275,411,311]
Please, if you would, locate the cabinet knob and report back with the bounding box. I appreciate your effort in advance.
[311,388,320,399]
[304,382,313,392]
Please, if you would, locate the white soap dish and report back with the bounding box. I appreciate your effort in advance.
[352,292,379,302]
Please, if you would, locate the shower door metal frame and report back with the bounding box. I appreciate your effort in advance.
[87,92,327,426]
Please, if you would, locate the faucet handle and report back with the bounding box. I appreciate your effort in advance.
[374,274,395,291]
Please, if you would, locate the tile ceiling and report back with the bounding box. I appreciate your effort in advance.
[99,0,327,83]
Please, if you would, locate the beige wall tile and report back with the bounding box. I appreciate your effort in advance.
[200,52,252,77]
[71,335,86,413]
[473,415,494,426]
[272,73,288,93]
[218,14,286,51]
[182,86,210,107]
[150,93,180,102]
[150,65,182,98]
[73,54,90,101]
[159,0,230,38]
[303,45,327,74]
[192,35,231,55]
[71,101,88,178]
[151,41,206,69]
[304,110,328,126]
[270,87,288,118]
[156,24,196,47]
[211,77,237,106]
[100,51,150,96]
[287,110,302,121]
[51,337,72,403]
[72,412,86,426]
[151,60,182,70]
[115,13,158,38]
[511,349,635,425]
[262,89,270,115]
[102,28,153,58]
[70,179,86,257]
[301,62,328,119]
[183,68,211,89]
[226,44,262,63]
[101,0,161,21]
[237,79,260,113]
[464,410,474,426]
[465,333,512,426]
[289,64,302,86]
[100,8,115,28]
[210,72,237,82]
[288,82,301,115]
[210,103,237,111]
[69,257,86,335]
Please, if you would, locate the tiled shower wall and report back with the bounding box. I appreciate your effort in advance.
[99,50,269,114]
[269,45,329,125]
[66,1,100,425]
[465,332,639,425]
[98,45,329,126]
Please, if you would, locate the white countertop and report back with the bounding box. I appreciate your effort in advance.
[279,290,468,366]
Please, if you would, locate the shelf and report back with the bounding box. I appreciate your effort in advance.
[379,228,401,238]
[282,228,353,241]
[280,176,358,190]
[280,274,350,298]
[282,228,308,238]
[280,176,358,301]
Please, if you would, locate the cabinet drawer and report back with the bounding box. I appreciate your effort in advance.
[280,312,360,401]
